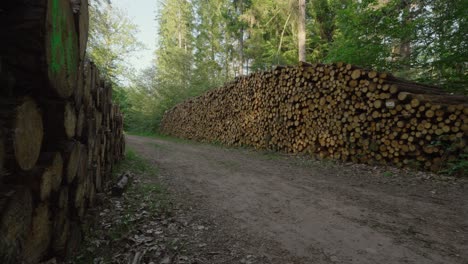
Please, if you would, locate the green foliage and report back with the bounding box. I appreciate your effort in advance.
[441,154,468,177]
[430,137,468,176]
[325,0,467,92]
[88,1,144,84]
[383,171,394,177]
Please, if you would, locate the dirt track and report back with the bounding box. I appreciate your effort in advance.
[127,135,468,264]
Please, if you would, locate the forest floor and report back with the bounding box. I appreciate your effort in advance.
[74,135,467,264]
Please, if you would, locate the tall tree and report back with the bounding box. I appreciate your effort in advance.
[155,0,194,94]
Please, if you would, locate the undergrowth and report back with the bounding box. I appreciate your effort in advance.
[73,148,171,264]
[113,148,157,175]
[441,153,468,177]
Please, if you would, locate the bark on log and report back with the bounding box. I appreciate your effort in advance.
[0,186,33,264]
[75,105,85,139]
[42,100,77,141]
[22,203,52,264]
[87,179,96,207]
[70,0,89,63]
[94,158,102,192]
[65,221,82,258]
[51,209,69,256]
[74,62,84,109]
[62,141,81,183]
[0,134,5,181]
[82,61,92,108]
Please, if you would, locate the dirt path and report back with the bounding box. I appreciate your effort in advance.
[127,135,468,264]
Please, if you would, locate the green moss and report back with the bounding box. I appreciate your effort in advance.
[50,0,77,76]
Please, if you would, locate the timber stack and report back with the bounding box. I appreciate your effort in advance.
[0,0,125,263]
[161,62,467,172]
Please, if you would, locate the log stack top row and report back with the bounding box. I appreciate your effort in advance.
[0,0,125,263]
[161,62,467,173]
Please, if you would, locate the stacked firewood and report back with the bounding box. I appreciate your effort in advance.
[161,62,467,172]
[0,0,125,263]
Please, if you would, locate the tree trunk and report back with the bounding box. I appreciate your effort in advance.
[397,0,412,72]
[298,0,307,62]
[237,0,245,76]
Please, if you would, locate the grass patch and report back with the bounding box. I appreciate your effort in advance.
[382,171,394,177]
[113,148,157,175]
[126,131,192,144]
[259,150,283,160]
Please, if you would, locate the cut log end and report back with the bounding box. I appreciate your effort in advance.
[45,0,79,98]
[14,97,43,171]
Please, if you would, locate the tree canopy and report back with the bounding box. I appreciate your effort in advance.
[87,0,144,84]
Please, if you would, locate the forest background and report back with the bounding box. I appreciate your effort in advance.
[87,0,467,134]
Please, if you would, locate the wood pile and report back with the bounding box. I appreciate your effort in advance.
[161,62,467,172]
[0,0,125,263]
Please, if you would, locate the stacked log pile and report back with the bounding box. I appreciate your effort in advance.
[161,62,467,172]
[0,0,125,263]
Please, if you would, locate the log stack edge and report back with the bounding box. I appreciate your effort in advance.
[161,62,467,172]
[0,0,125,263]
